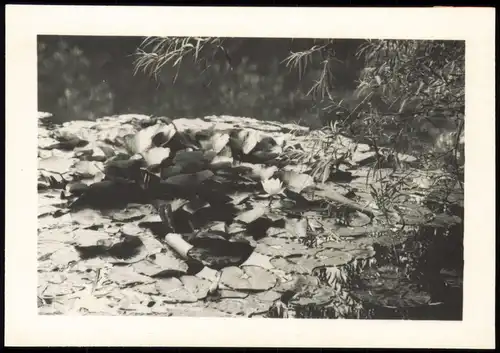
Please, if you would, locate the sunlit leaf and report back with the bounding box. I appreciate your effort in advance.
[279,171,315,193]
[220,265,277,291]
[142,147,171,167]
[235,206,267,224]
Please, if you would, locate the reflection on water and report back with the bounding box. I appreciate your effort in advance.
[352,221,463,320]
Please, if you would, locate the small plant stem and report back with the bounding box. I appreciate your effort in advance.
[268,197,274,209]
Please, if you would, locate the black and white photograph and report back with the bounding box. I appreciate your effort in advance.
[5,5,495,349]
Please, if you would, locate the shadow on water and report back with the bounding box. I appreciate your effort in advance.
[351,218,463,320]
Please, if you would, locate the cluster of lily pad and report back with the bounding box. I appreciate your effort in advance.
[38,112,451,318]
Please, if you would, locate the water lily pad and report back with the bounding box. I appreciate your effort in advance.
[69,209,110,227]
[211,298,246,315]
[249,146,282,163]
[165,170,214,187]
[49,247,81,268]
[130,123,176,155]
[235,206,267,224]
[182,199,211,214]
[231,129,261,155]
[227,222,246,235]
[155,278,198,303]
[290,287,336,307]
[131,260,165,277]
[39,156,75,174]
[180,275,212,300]
[238,163,278,181]
[256,290,282,302]
[279,171,315,193]
[201,132,230,153]
[313,249,353,268]
[331,225,384,238]
[270,256,318,275]
[108,207,146,222]
[142,147,171,167]
[71,229,112,247]
[107,265,154,287]
[220,265,277,291]
[187,238,254,270]
[217,289,249,299]
[148,251,188,272]
[347,211,372,227]
[284,218,308,238]
[255,237,309,257]
[210,156,233,170]
[121,223,144,236]
[229,192,252,206]
[66,182,89,195]
[72,160,104,178]
[274,274,321,293]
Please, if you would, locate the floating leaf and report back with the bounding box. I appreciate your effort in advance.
[180,275,212,300]
[270,255,323,275]
[211,298,246,315]
[228,192,252,206]
[274,274,320,294]
[217,289,249,299]
[230,129,261,155]
[182,199,211,215]
[240,251,274,269]
[347,211,372,227]
[72,160,104,178]
[249,146,282,163]
[70,209,110,227]
[130,123,176,155]
[235,163,278,181]
[66,182,89,196]
[48,247,81,269]
[279,171,315,193]
[159,199,187,214]
[108,207,146,222]
[165,170,214,187]
[121,223,143,236]
[107,266,154,287]
[220,265,277,291]
[39,156,75,174]
[155,278,198,303]
[291,288,337,308]
[107,235,145,261]
[210,156,233,170]
[142,147,171,167]
[71,229,111,247]
[88,146,108,162]
[235,206,267,224]
[187,238,254,270]
[313,249,352,268]
[173,150,215,173]
[132,260,165,277]
[285,218,308,239]
[255,237,309,257]
[331,225,384,238]
[150,251,189,272]
[397,152,417,163]
[75,235,144,261]
[200,132,230,153]
[227,222,246,235]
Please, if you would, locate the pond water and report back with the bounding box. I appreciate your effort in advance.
[350,220,463,320]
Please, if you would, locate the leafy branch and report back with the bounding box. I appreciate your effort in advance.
[133,36,228,83]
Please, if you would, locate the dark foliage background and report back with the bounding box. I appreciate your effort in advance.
[38,35,364,128]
